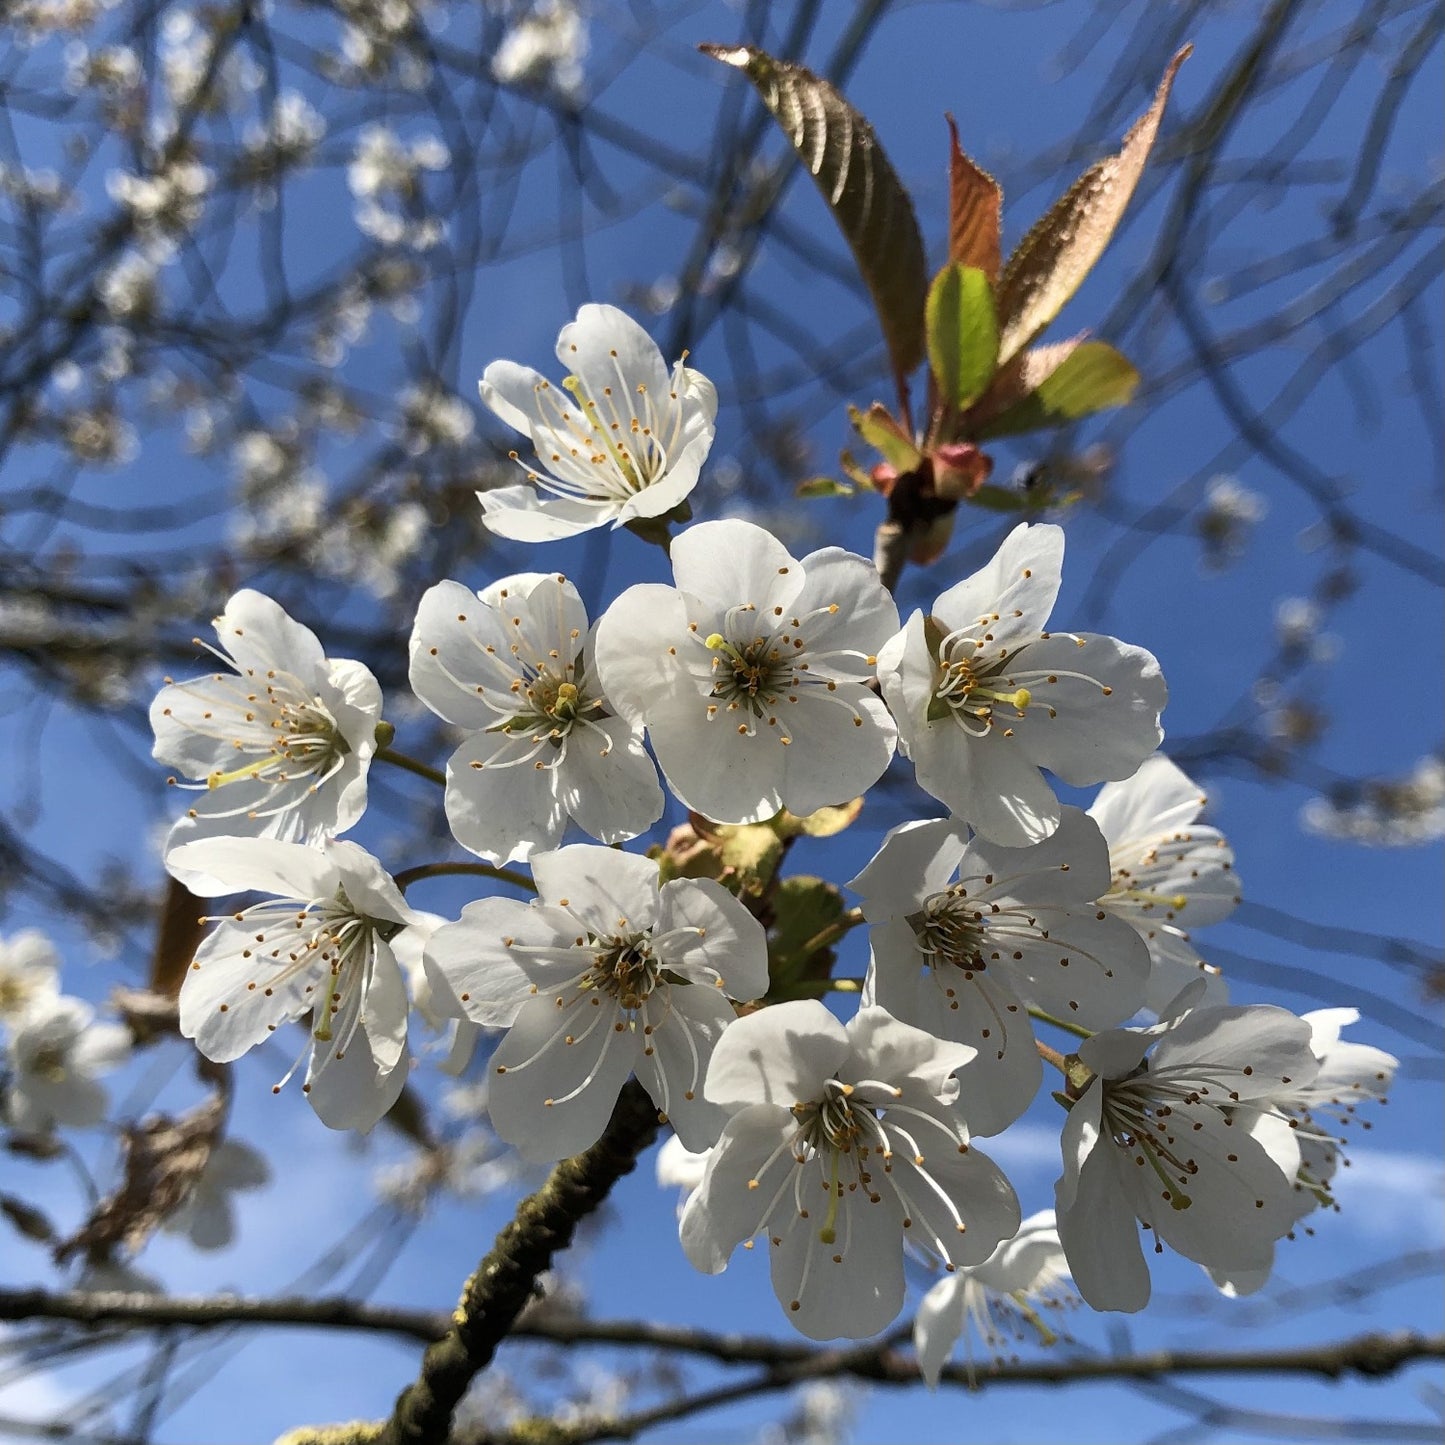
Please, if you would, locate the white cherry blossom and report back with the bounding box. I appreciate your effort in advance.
[1054,998,1321,1312]
[1089,755,1239,1013]
[680,1002,1020,1341]
[3,994,131,1133]
[151,590,382,862]
[0,929,61,1021]
[478,304,716,540]
[876,523,1167,845]
[1210,1007,1397,1295]
[913,1208,1072,1387]
[851,808,1151,1135]
[423,845,769,1159]
[594,519,899,825]
[163,1140,271,1250]
[409,572,662,864]
[167,837,420,1132]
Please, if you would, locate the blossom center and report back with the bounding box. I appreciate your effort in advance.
[926,620,1032,731]
[582,932,660,1011]
[911,889,988,975]
[0,975,44,1017]
[496,660,600,744]
[28,1041,70,1083]
[705,632,790,712]
[201,684,349,794]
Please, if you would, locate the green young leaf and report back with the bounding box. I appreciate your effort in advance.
[994,46,1191,366]
[926,264,999,411]
[796,476,855,499]
[702,44,929,390]
[766,874,846,994]
[848,403,922,471]
[774,797,865,839]
[974,341,1140,439]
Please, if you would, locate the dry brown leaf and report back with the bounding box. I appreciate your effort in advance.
[946,114,1002,283]
[703,45,929,390]
[994,45,1191,366]
[54,1091,227,1262]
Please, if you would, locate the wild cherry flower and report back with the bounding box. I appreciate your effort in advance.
[0,929,61,1021]
[1209,1006,1398,1295]
[913,1209,1073,1387]
[1088,755,1240,1014]
[3,994,131,1133]
[151,590,382,862]
[409,572,662,864]
[594,519,899,825]
[478,304,716,540]
[163,1140,270,1250]
[167,837,419,1132]
[423,845,769,1159]
[1054,995,1321,1311]
[680,1002,1020,1341]
[875,523,1167,845]
[851,809,1151,1135]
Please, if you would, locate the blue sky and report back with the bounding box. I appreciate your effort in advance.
[1,2,1441,1441]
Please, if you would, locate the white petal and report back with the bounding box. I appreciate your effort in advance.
[1007,634,1167,787]
[886,1133,1021,1268]
[1148,1004,1319,1101]
[444,733,568,864]
[914,1276,968,1388]
[655,877,770,1002]
[556,716,664,844]
[591,583,692,727]
[213,589,327,683]
[680,1105,796,1272]
[704,999,847,1111]
[166,836,338,900]
[777,686,897,818]
[361,940,410,1075]
[409,579,511,730]
[997,905,1150,1031]
[910,720,1062,846]
[327,842,417,927]
[1055,1086,1151,1311]
[479,359,550,435]
[669,519,805,619]
[769,1185,906,1340]
[478,486,612,541]
[558,303,669,397]
[180,925,319,1061]
[848,817,969,923]
[963,807,1113,907]
[531,844,659,936]
[933,523,1064,650]
[843,1006,975,1098]
[617,435,708,520]
[306,1025,408,1133]
[489,992,640,1162]
[635,984,733,1151]
[1089,754,1207,848]
[422,898,560,1026]
[793,547,901,665]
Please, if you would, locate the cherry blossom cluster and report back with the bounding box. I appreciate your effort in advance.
[142,303,1397,1365]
